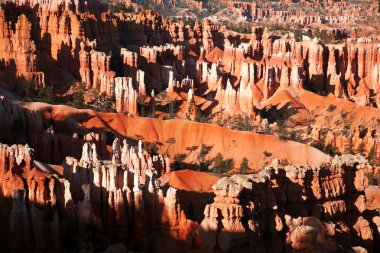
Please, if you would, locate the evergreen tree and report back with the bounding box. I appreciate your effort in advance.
[212,153,224,174]
[240,157,250,174]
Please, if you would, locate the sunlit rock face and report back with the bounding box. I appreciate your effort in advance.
[0,140,186,253]
[0,0,379,115]
[225,0,378,28]
[0,137,378,253]
[199,154,376,253]
[0,13,45,89]
[311,126,380,163]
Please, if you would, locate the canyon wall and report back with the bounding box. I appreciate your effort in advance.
[1,0,379,121]
[1,140,379,252]
[224,0,378,26]
[199,154,379,253]
[311,126,380,159]
[0,96,108,163]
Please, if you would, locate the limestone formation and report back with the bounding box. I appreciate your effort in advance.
[115,77,138,115]
[199,154,375,252]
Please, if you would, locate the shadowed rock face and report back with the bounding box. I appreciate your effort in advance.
[0,140,379,253]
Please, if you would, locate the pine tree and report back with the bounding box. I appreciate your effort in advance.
[240,157,250,174]
[212,153,224,174]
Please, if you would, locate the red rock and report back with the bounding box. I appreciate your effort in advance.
[114,77,138,115]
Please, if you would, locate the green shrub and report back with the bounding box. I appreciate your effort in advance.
[143,142,159,156]
[38,85,55,103]
[231,115,252,131]
[294,29,303,42]
[211,152,234,174]
[240,157,250,174]
[327,104,336,112]
[173,153,187,171]
[367,172,380,186]
[263,151,272,158]
[195,111,208,123]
